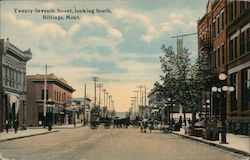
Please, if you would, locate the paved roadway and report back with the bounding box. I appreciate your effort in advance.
[0,126,247,160]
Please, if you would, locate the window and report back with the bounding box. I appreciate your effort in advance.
[240,1,245,13]
[240,31,246,55]
[217,17,220,35]
[229,2,234,22]
[221,12,224,31]
[229,39,233,61]
[241,68,250,110]
[212,20,216,38]
[247,28,250,52]
[212,49,216,68]
[230,73,237,111]
[41,89,48,100]
[234,37,238,59]
[222,44,225,65]
[54,91,56,101]
[234,1,237,18]
[217,47,220,67]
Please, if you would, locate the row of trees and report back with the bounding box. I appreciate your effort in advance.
[155,45,210,130]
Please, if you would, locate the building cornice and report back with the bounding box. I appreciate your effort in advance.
[27,74,75,93]
[4,41,32,62]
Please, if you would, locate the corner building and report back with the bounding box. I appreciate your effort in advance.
[0,39,32,132]
[26,74,75,126]
[198,0,250,135]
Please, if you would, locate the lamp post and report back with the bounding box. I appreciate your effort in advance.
[206,99,210,119]
[43,65,47,128]
[211,73,234,144]
[91,76,99,108]
[109,95,112,117]
[133,91,139,116]
[97,84,103,108]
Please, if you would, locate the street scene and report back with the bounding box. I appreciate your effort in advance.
[0,0,250,160]
[0,127,246,160]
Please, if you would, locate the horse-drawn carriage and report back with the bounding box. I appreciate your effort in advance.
[103,117,112,129]
[113,116,130,128]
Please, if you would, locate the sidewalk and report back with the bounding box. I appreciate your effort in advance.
[0,128,59,143]
[27,123,83,129]
[172,128,250,157]
[0,124,84,143]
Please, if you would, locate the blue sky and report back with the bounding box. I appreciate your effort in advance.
[0,0,207,112]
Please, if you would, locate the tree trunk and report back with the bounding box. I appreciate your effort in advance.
[183,109,186,126]
[191,110,196,136]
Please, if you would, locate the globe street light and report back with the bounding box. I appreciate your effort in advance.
[211,73,234,144]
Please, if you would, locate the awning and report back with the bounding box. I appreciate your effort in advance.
[8,93,19,114]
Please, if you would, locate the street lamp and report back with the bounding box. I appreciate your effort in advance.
[211,73,234,144]
[91,76,99,108]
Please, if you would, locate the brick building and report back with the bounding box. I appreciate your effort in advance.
[198,0,227,117]
[198,0,250,135]
[0,39,32,132]
[26,74,75,126]
[226,0,250,135]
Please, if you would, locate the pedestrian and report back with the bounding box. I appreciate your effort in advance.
[149,121,154,133]
[5,121,9,134]
[14,120,18,134]
[48,122,52,131]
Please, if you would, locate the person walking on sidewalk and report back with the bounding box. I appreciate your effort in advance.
[5,120,9,134]
[14,120,18,134]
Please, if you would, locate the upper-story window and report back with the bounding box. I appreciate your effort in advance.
[229,31,239,61]
[41,89,48,100]
[228,2,234,23]
[212,20,216,38]
[54,91,56,101]
[221,11,224,31]
[234,1,237,18]
[217,16,220,35]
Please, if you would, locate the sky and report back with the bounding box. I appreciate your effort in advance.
[0,0,207,112]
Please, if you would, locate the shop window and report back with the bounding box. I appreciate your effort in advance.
[241,68,250,110]
[247,28,250,52]
[230,73,237,111]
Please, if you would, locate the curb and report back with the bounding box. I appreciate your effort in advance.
[27,125,83,130]
[0,130,59,143]
[172,132,250,157]
[53,125,83,129]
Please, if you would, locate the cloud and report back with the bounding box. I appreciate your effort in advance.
[113,8,158,43]
[79,16,123,41]
[43,2,55,8]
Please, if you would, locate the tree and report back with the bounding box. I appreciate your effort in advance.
[188,55,209,135]
[159,45,177,124]
[159,45,209,128]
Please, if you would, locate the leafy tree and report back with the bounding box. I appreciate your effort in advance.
[159,45,209,128]
[159,45,178,123]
